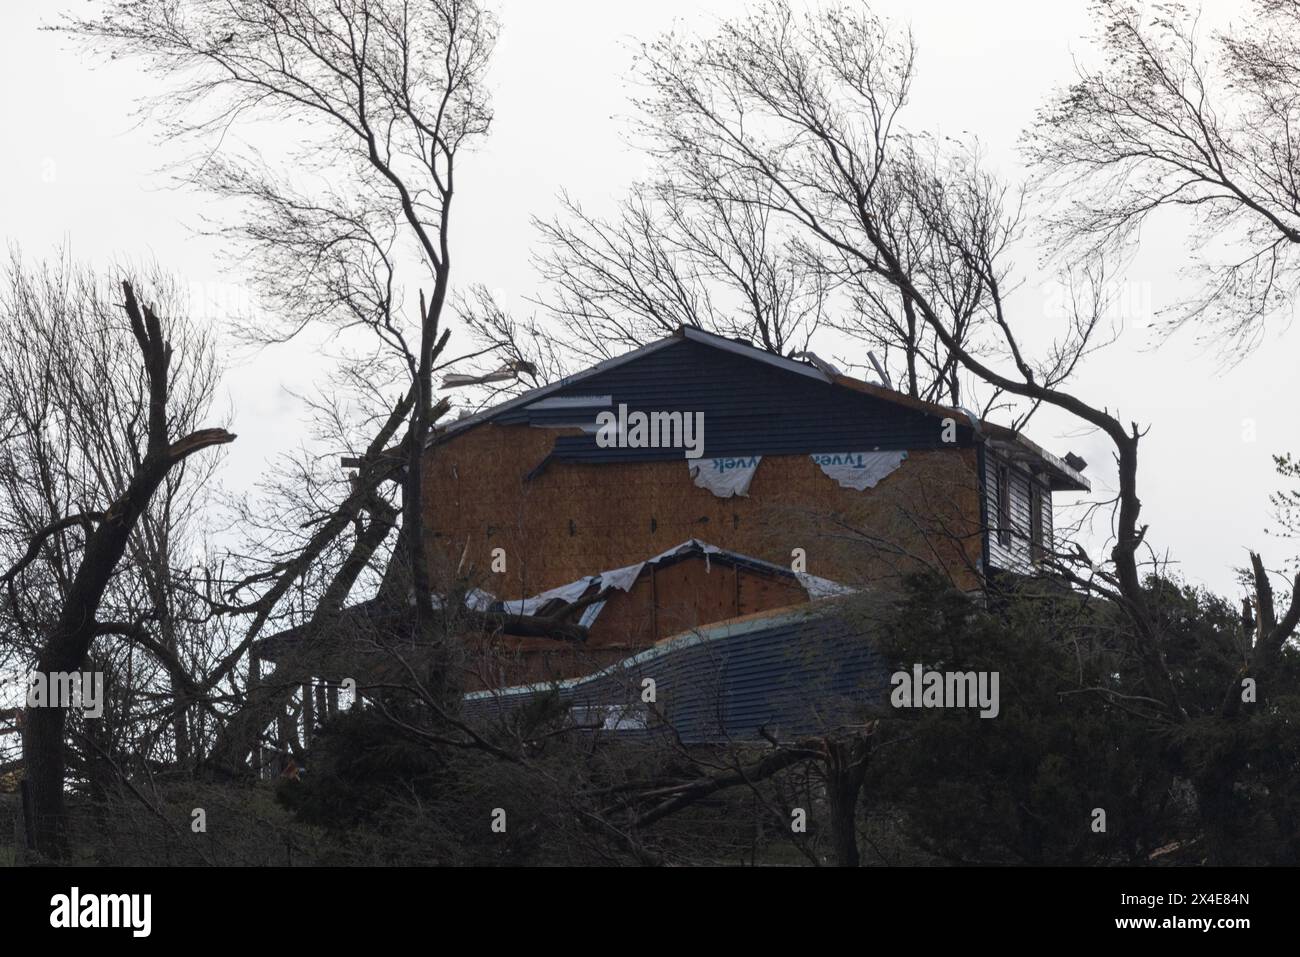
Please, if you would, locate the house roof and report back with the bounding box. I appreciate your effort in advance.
[435,326,1089,492]
[437,327,828,441]
[460,600,889,743]
[981,423,1090,492]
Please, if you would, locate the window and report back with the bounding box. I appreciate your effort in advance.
[1030,483,1044,563]
[996,463,1011,548]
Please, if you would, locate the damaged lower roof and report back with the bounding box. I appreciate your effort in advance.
[460,600,888,744]
[492,538,853,627]
[252,540,854,664]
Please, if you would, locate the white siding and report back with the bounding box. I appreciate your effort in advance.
[984,451,1053,573]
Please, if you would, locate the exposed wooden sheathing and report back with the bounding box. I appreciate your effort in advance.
[461,554,815,687]
[421,422,984,604]
[587,554,807,647]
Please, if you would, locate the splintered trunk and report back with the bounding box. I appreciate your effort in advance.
[402,287,452,703]
[23,526,142,858]
[18,282,234,857]
[824,736,872,867]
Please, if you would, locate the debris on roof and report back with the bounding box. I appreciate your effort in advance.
[441,359,537,389]
[495,539,852,628]
[796,573,856,599]
[981,424,1090,492]
[790,349,843,376]
[431,588,497,612]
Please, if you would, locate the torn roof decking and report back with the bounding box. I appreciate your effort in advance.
[434,326,1089,492]
[497,538,851,620]
[254,540,851,664]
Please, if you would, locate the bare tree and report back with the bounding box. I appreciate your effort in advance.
[0,254,234,856]
[1025,0,1300,710]
[617,7,1300,843]
[531,16,990,400]
[356,607,885,866]
[828,157,979,405]
[62,0,556,771]
[1269,453,1300,570]
[617,0,1190,714]
[534,176,830,361]
[1027,0,1300,354]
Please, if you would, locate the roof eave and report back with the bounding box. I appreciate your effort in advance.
[982,426,1091,492]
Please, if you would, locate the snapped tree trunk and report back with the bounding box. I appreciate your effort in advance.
[823,735,872,867]
[17,282,233,857]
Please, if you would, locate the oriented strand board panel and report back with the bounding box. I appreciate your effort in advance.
[460,556,819,687]
[421,423,984,599]
[737,567,808,614]
[646,556,739,640]
[586,577,655,650]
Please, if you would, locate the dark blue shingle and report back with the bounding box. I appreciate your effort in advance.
[462,608,890,744]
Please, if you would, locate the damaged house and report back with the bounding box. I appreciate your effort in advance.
[258,327,1089,754]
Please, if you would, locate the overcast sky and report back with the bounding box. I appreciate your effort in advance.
[2,0,1295,599]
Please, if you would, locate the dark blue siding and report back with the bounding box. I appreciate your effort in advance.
[462,611,890,744]
[497,339,973,463]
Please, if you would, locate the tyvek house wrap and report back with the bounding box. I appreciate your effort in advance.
[689,455,761,498]
[688,451,907,498]
[810,450,907,490]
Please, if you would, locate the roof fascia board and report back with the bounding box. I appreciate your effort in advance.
[830,374,965,423]
[525,394,614,410]
[983,427,1090,492]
